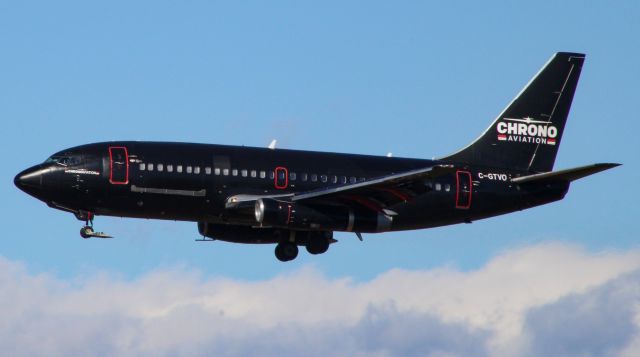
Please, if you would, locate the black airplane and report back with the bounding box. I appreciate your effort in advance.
[15,52,619,261]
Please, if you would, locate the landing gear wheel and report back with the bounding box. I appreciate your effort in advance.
[275,242,299,262]
[306,236,329,255]
[80,226,94,239]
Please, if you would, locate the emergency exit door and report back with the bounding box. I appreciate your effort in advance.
[274,166,288,189]
[455,171,472,209]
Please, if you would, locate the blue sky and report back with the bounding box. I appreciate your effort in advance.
[1,2,639,355]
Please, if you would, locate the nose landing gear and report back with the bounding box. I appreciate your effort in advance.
[76,211,113,239]
[80,225,95,238]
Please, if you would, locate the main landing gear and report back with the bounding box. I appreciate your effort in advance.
[305,235,330,255]
[76,211,112,239]
[275,242,298,262]
[274,231,332,262]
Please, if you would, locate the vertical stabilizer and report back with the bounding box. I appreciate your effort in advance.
[441,52,585,172]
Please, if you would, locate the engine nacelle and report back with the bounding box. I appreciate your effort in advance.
[340,208,393,233]
[254,198,392,233]
[255,198,328,228]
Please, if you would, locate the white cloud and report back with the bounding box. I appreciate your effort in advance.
[523,270,640,357]
[1,242,640,356]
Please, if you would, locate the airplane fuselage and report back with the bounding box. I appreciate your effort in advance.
[16,141,568,236]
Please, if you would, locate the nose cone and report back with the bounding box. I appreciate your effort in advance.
[14,165,44,192]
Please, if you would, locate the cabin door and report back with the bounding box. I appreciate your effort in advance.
[109,147,129,184]
[274,166,288,189]
[455,170,472,209]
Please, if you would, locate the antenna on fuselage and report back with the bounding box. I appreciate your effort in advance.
[268,139,277,150]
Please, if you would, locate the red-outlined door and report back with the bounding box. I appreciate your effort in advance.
[274,166,288,189]
[455,170,472,209]
[109,146,129,184]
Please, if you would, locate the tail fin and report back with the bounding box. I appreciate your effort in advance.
[441,52,585,172]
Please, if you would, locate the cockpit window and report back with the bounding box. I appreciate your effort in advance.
[45,155,81,166]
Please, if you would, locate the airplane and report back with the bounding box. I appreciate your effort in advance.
[14,52,619,262]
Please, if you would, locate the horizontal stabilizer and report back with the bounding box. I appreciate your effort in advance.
[511,163,621,184]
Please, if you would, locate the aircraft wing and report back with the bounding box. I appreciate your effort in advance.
[226,164,454,213]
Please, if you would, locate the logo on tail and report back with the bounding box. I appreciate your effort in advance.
[496,117,558,146]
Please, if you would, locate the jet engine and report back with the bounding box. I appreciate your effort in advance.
[254,198,392,232]
[254,198,331,228]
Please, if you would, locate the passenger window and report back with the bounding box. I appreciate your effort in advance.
[205,167,211,175]
[223,168,229,176]
[350,177,357,184]
[311,174,317,182]
[301,173,308,181]
[148,163,154,171]
[425,181,433,189]
[194,166,201,174]
[177,165,183,173]
[269,171,275,179]
[445,184,451,192]
[260,171,266,179]
[231,169,237,176]
[290,172,296,181]
[251,170,257,178]
[359,177,366,182]
[139,163,146,171]
[320,175,327,183]
[186,166,193,174]
[340,176,347,184]
[435,183,441,191]
[331,175,337,183]
[241,169,248,177]
[214,168,221,175]
[157,164,164,172]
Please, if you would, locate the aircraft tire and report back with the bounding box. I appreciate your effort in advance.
[80,226,93,239]
[306,236,329,255]
[275,242,298,262]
